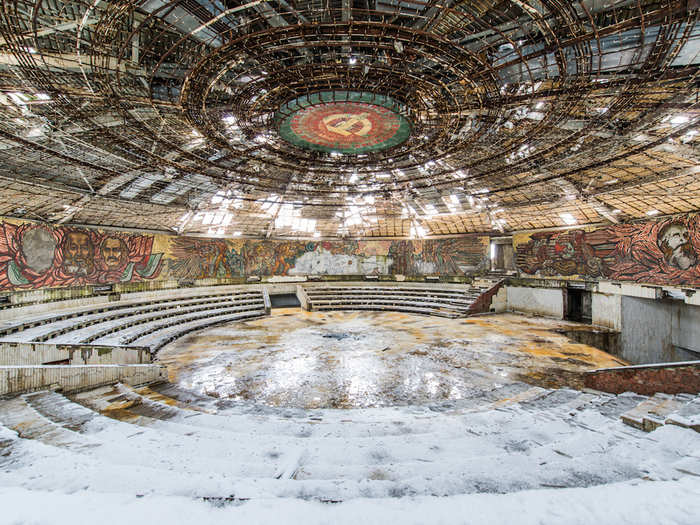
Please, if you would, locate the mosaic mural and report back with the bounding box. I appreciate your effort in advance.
[515,214,700,286]
[276,91,411,154]
[5,214,699,291]
[0,221,163,290]
[164,237,490,279]
[0,218,490,291]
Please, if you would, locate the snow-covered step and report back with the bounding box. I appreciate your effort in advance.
[0,396,97,450]
[13,391,605,487]
[1,407,695,502]
[7,392,286,479]
[0,423,17,459]
[23,390,100,432]
[665,394,700,432]
[76,384,495,442]
[620,393,686,431]
[0,386,698,506]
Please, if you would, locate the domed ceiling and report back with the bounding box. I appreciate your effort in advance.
[0,1,699,238]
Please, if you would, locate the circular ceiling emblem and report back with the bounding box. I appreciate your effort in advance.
[276,92,411,155]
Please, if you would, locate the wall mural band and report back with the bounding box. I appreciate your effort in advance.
[164,237,490,280]
[0,222,163,290]
[3,214,698,292]
[0,218,490,291]
[515,214,700,286]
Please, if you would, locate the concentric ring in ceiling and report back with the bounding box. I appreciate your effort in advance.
[276,92,412,155]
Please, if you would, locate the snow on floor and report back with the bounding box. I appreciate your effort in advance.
[1,384,699,524]
[1,478,699,525]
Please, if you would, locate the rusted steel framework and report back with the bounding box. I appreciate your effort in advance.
[0,1,698,238]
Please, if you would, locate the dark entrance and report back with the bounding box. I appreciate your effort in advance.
[270,293,301,308]
[566,288,592,324]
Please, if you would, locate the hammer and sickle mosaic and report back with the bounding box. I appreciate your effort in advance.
[276,92,411,155]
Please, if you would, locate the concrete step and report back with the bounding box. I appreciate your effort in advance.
[0,395,98,450]
[312,304,462,318]
[665,394,700,432]
[129,309,267,351]
[46,297,265,345]
[1,383,698,504]
[0,291,264,340]
[620,393,687,431]
[0,392,632,490]
[0,424,17,461]
[23,390,100,433]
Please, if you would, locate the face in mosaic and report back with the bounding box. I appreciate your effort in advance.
[276,92,411,155]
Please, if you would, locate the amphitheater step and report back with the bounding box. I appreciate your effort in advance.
[129,310,267,352]
[0,424,17,460]
[0,291,264,341]
[45,297,265,345]
[665,394,700,432]
[2,397,695,501]
[620,393,688,431]
[23,390,100,433]
[0,395,98,450]
[0,383,698,505]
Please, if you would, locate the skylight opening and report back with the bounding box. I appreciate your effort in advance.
[423,203,438,217]
[560,213,577,225]
[410,223,428,238]
[670,115,689,125]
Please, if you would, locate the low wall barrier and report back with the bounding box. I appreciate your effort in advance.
[0,342,151,366]
[0,364,167,396]
[584,361,700,395]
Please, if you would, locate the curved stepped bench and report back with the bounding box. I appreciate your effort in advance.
[302,283,500,318]
[3,295,263,344]
[105,308,267,353]
[46,298,265,345]
[0,383,698,507]
[0,288,269,353]
[0,288,264,340]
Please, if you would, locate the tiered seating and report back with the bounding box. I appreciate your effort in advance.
[302,282,498,318]
[621,392,700,432]
[0,287,269,353]
[0,382,698,515]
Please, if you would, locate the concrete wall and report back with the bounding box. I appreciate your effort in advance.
[620,297,700,364]
[0,343,151,366]
[505,287,564,318]
[592,292,622,330]
[0,364,166,396]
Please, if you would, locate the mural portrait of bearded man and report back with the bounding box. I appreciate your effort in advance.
[60,230,95,276]
[657,223,698,271]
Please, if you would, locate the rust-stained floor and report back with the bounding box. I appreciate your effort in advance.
[156,309,626,409]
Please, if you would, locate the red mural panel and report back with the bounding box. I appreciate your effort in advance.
[516,214,700,285]
[0,222,163,290]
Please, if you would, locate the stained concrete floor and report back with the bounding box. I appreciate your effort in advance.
[157,309,626,409]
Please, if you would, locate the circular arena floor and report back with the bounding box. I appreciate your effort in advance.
[158,310,625,409]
